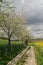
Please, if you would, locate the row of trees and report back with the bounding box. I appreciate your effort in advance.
[0,0,31,52]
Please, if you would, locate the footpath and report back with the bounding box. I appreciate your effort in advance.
[24,46,37,65]
[7,46,37,65]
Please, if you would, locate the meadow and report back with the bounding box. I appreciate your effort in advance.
[32,42,43,65]
[0,39,26,65]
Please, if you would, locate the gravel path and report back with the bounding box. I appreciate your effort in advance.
[24,46,37,65]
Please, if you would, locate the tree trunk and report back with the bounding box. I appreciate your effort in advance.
[8,38,11,46]
[7,37,11,53]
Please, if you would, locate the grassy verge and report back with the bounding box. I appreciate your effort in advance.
[0,39,26,65]
[16,53,28,65]
[32,42,43,65]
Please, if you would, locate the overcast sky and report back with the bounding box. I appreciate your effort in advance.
[4,0,43,38]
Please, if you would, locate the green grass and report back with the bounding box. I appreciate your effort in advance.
[16,54,28,65]
[16,47,29,65]
[32,43,43,65]
[0,39,26,65]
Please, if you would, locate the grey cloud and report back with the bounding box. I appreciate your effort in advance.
[26,24,43,38]
[27,17,43,25]
[25,0,43,17]
[15,0,43,38]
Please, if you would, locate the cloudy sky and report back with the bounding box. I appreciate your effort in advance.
[15,0,43,38]
[4,0,43,38]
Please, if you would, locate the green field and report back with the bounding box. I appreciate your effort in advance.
[0,39,26,65]
[32,42,43,65]
[0,39,43,65]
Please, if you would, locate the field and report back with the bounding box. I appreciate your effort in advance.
[32,42,43,65]
[0,39,43,65]
[0,39,26,65]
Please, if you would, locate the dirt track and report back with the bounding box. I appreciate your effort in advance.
[24,46,37,65]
